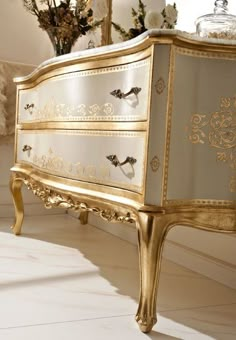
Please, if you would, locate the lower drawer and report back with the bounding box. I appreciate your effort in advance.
[16,130,147,193]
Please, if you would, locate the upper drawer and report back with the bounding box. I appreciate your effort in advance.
[16,129,146,194]
[18,58,151,124]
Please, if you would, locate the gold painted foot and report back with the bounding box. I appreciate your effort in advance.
[9,173,24,235]
[135,212,169,333]
[135,314,157,333]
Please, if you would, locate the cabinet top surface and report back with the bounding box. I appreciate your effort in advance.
[14,29,236,84]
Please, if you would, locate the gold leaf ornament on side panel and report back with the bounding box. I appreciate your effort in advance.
[155,77,166,95]
[188,96,236,192]
[150,156,160,172]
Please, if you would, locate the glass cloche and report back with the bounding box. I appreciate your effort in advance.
[196,0,236,39]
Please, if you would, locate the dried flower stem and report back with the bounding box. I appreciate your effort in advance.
[22,0,105,55]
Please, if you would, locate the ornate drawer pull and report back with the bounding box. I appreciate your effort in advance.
[110,87,142,99]
[22,145,32,152]
[24,103,34,114]
[106,155,137,167]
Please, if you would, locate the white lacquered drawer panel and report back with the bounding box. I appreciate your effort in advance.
[16,130,146,193]
[18,58,151,123]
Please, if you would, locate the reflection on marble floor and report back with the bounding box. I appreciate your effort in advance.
[0,215,235,340]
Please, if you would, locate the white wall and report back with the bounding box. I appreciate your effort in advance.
[172,0,236,33]
[0,0,51,65]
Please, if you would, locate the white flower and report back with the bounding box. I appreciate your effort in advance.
[164,4,178,25]
[144,11,164,29]
[90,0,108,20]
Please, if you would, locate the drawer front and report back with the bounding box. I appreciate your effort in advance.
[16,130,146,193]
[18,58,151,123]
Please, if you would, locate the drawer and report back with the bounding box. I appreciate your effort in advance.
[18,58,151,124]
[16,130,147,193]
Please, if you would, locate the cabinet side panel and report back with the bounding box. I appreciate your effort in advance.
[144,45,171,206]
[166,49,236,205]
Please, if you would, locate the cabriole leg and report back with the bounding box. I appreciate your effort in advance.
[135,212,169,333]
[9,173,24,235]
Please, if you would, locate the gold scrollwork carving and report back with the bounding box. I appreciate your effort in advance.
[22,176,136,224]
[75,162,84,176]
[85,165,96,178]
[31,99,115,121]
[32,148,111,181]
[188,96,236,191]
[99,165,110,179]
[188,114,208,144]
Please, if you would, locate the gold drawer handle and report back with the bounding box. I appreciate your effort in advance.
[22,145,32,152]
[110,87,141,99]
[24,103,34,114]
[106,155,137,167]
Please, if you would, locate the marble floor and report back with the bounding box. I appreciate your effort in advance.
[0,214,235,340]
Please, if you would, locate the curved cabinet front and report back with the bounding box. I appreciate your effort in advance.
[18,58,151,124]
[16,130,146,194]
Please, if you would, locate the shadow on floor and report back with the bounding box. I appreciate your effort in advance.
[1,215,235,339]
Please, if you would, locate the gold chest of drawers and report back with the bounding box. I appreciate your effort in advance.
[10,31,236,333]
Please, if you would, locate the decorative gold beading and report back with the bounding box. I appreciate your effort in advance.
[165,198,235,208]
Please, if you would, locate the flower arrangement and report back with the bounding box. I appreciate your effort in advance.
[22,0,106,55]
[112,0,178,41]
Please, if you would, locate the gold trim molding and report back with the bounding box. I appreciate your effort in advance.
[175,46,236,60]
[165,198,235,208]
